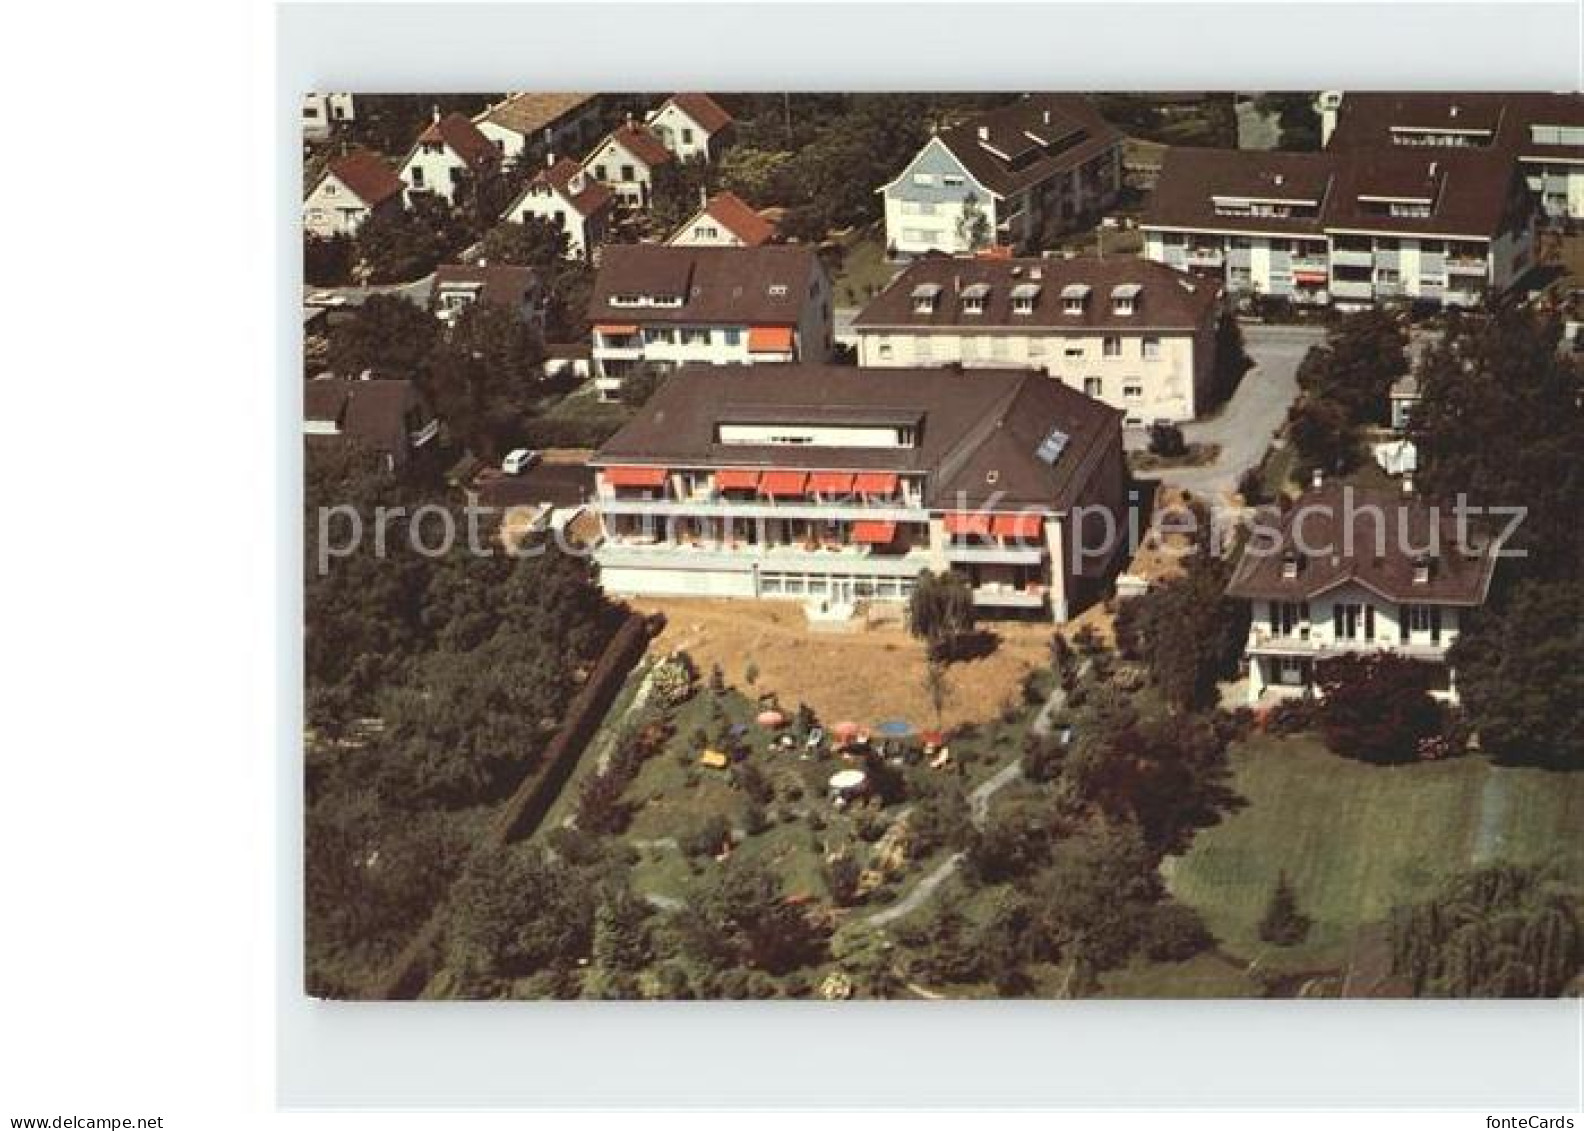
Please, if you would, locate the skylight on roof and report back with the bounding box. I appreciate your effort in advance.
[1035,426,1070,465]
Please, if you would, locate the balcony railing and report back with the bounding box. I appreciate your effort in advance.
[1247,628,1449,660]
[597,494,928,523]
[1330,247,1373,266]
[596,538,932,576]
[971,584,1048,609]
[1445,257,1488,275]
[943,541,1046,565]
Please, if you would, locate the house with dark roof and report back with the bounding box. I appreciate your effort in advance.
[303,149,405,239]
[397,111,499,206]
[303,376,440,470]
[502,157,615,261]
[1141,145,1536,309]
[853,254,1222,423]
[666,191,777,248]
[582,123,675,209]
[472,92,604,164]
[590,364,1126,619]
[645,93,734,162]
[587,244,832,400]
[431,261,544,330]
[880,95,1124,258]
[1226,482,1506,703]
[1321,91,1584,221]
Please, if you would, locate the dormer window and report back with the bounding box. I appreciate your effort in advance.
[768,283,788,297]
[1111,284,1141,316]
[912,283,943,314]
[1412,555,1433,585]
[961,282,990,315]
[1011,282,1042,315]
[652,293,683,307]
[610,293,643,307]
[1060,283,1090,315]
[1281,551,1301,580]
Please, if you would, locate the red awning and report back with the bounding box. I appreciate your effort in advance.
[602,465,668,488]
[714,468,761,491]
[808,471,855,494]
[758,470,808,497]
[1293,271,1328,285]
[595,322,640,335]
[992,513,1044,539]
[852,521,897,545]
[853,472,899,495]
[943,512,993,535]
[748,326,795,353]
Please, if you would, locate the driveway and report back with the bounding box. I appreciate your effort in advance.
[1135,321,1324,500]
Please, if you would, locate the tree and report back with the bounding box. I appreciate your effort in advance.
[1296,308,1408,426]
[479,216,570,266]
[353,194,460,283]
[1286,394,1358,477]
[1147,422,1187,458]
[905,776,973,857]
[1452,578,1584,771]
[908,570,977,661]
[591,885,652,976]
[305,234,354,287]
[1314,652,1443,765]
[1114,552,1247,712]
[1389,863,1582,997]
[326,293,441,380]
[673,857,826,974]
[444,846,602,989]
[1058,705,1243,857]
[921,659,953,729]
[1206,309,1251,409]
[1257,871,1312,946]
[955,192,992,251]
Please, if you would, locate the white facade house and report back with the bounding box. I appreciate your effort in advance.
[1143,146,1536,309]
[852,255,1222,424]
[582,125,674,209]
[302,150,406,239]
[1226,483,1504,705]
[590,365,1127,621]
[645,94,734,162]
[880,95,1124,258]
[301,93,355,142]
[588,244,833,400]
[666,191,777,248]
[501,158,615,261]
[472,93,603,164]
[397,112,499,206]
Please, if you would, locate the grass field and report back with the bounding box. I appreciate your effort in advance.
[828,228,901,307]
[1166,733,1584,970]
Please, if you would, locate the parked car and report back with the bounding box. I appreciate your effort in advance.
[501,448,542,475]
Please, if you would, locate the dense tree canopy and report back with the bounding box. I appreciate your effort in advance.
[1115,552,1247,712]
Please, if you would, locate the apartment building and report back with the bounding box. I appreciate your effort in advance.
[589,365,1126,621]
[587,244,833,400]
[1142,146,1535,309]
[1323,91,1584,222]
[1226,483,1504,704]
[880,95,1124,257]
[301,93,356,142]
[852,254,1221,424]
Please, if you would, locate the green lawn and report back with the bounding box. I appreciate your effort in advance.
[828,228,901,308]
[1166,733,1584,970]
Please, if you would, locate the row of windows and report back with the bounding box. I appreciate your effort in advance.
[872,335,1163,361]
[760,572,919,600]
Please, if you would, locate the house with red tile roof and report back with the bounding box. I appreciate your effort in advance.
[397,110,500,206]
[666,191,777,248]
[582,123,674,209]
[502,157,616,261]
[303,150,405,239]
[645,93,734,162]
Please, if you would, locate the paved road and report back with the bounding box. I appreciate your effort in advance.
[1137,322,1325,500]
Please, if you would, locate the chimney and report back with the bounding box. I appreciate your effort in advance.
[546,149,556,169]
[1042,109,1051,125]
[1449,104,1460,119]
[1412,555,1432,584]
[953,273,961,294]
[699,184,709,209]
[978,125,989,141]
[431,104,441,124]
[1311,468,1324,489]
[1273,173,1284,186]
[1281,551,1300,580]
[1401,474,1415,496]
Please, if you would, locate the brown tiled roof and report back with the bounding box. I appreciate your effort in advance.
[664,93,733,134]
[1328,92,1584,167]
[592,365,1122,512]
[853,253,1220,332]
[433,262,540,309]
[303,378,431,456]
[697,192,776,246]
[1226,484,1501,606]
[929,95,1123,198]
[1145,145,1527,240]
[535,156,615,217]
[587,244,820,326]
[476,92,595,137]
[1143,147,1336,236]
[600,124,674,170]
[321,149,405,208]
[418,112,498,170]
